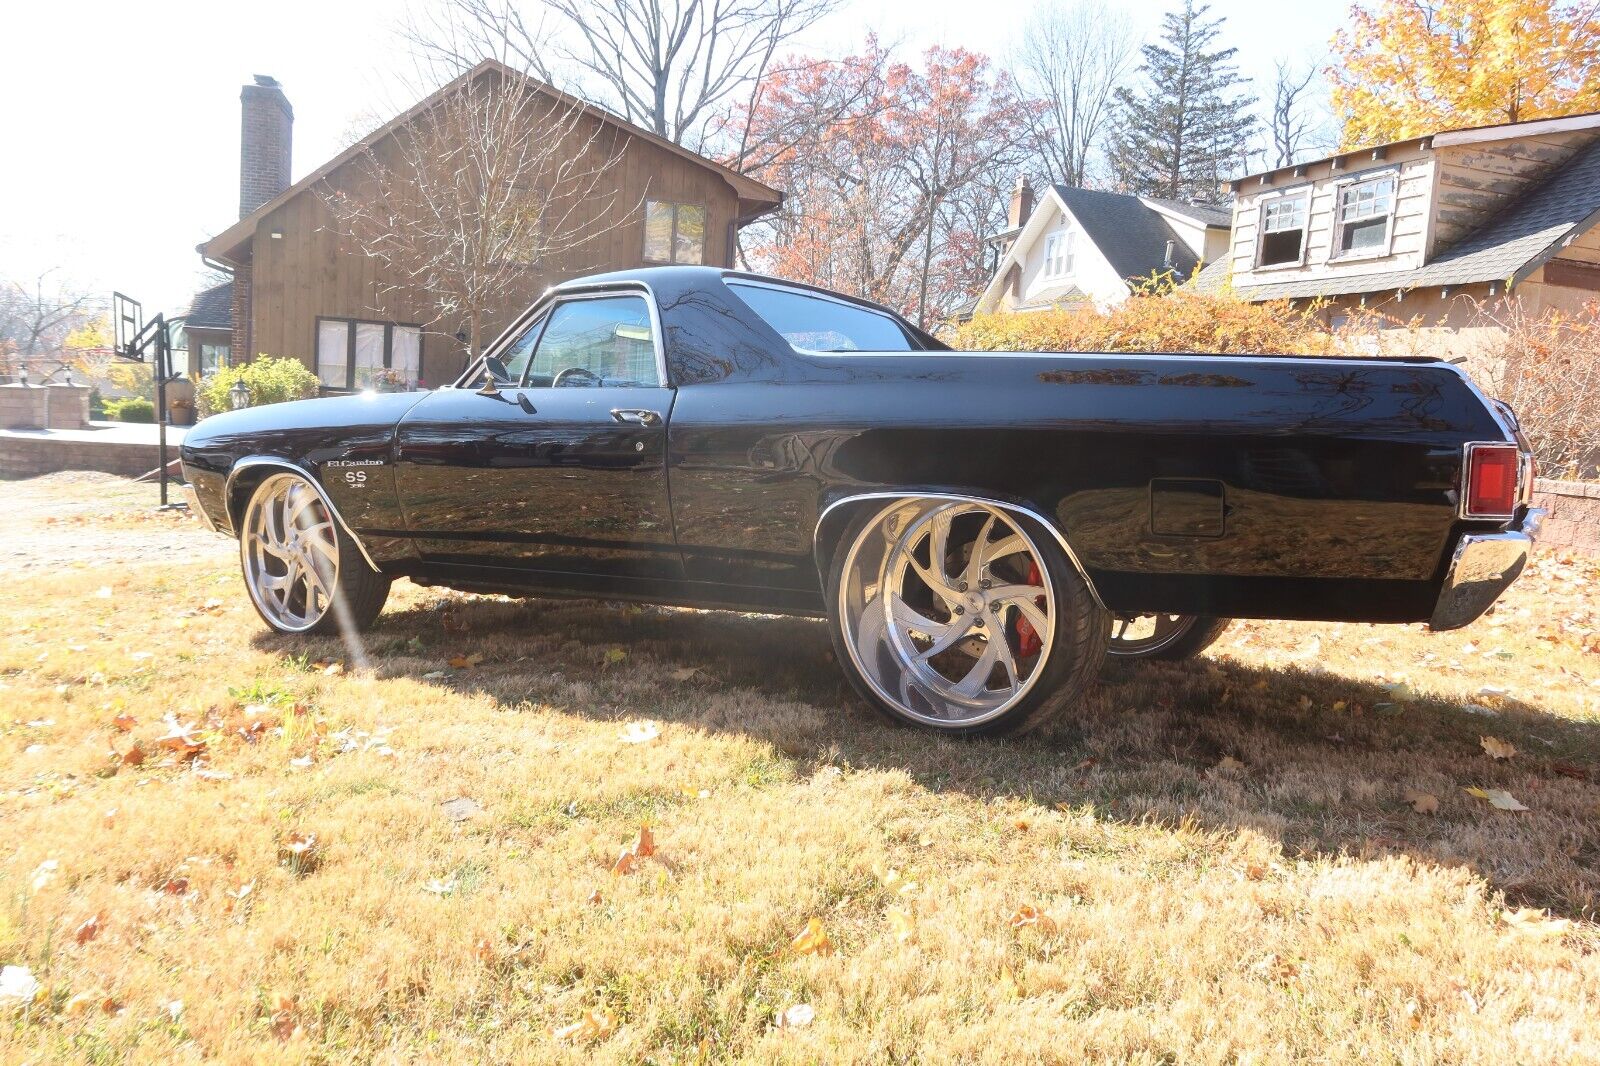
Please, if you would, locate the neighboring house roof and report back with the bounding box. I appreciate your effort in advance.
[1054,186,1201,281]
[1231,137,1600,302]
[1187,256,1232,296]
[185,281,232,330]
[1014,283,1088,311]
[201,59,783,266]
[1140,196,1232,228]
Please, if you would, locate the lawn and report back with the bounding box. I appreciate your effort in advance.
[2,473,1597,1063]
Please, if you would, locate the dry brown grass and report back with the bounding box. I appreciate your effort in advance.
[2,474,1598,1063]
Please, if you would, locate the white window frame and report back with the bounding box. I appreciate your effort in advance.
[1253,187,1311,270]
[1329,169,1399,263]
[314,316,424,391]
[1042,228,1074,279]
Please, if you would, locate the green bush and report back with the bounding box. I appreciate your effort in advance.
[104,396,155,423]
[197,356,321,417]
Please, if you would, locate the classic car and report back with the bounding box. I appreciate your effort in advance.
[181,266,1541,735]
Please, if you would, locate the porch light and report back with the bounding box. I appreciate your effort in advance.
[230,379,252,410]
[18,366,28,387]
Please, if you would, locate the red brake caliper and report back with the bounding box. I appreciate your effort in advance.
[1012,560,1046,657]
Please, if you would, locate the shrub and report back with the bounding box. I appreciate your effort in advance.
[197,356,320,417]
[1479,300,1600,479]
[104,396,155,423]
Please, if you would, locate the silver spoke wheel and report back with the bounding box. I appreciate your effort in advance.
[242,474,341,633]
[838,500,1056,728]
[1106,613,1198,657]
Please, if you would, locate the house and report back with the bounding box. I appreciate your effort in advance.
[1193,111,1600,341]
[195,66,781,389]
[970,177,1231,315]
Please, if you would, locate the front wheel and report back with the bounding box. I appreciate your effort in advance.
[826,498,1108,737]
[239,472,391,636]
[1106,614,1230,661]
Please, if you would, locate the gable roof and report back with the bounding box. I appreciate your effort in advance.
[201,59,782,265]
[1140,196,1232,228]
[1054,186,1201,281]
[185,281,232,330]
[1225,137,1600,301]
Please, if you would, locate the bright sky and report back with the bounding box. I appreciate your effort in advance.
[0,0,1350,318]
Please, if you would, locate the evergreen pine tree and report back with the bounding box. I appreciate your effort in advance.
[1109,0,1256,204]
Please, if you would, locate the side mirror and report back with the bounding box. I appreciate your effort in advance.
[477,356,511,397]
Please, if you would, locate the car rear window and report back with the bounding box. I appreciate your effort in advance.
[727,282,915,353]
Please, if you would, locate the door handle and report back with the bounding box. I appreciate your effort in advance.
[611,408,662,427]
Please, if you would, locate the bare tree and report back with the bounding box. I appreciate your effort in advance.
[407,0,840,150]
[1014,1,1137,188]
[321,65,632,357]
[1268,59,1319,168]
[0,270,98,357]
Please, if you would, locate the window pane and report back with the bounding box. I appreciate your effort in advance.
[644,201,673,262]
[528,296,657,387]
[674,204,705,264]
[728,282,913,353]
[499,313,547,382]
[392,327,421,384]
[316,320,348,388]
[353,322,386,388]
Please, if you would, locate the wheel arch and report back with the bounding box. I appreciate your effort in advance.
[225,457,382,573]
[812,491,1105,609]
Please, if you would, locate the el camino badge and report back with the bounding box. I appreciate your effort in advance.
[325,458,386,486]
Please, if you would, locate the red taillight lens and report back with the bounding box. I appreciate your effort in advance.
[1465,444,1519,517]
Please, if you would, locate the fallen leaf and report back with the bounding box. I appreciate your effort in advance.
[1008,904,1057,933]
[1403,789,1439,815]
[633,825,656,858]
[1501,907,1575,937]
[887,907,915,942]
[473,937,497,963]
[789,917,834,956]
[422,877,458,895]
[1550,762,1588,781]
[775,1003,815,1028]
[668,666,701,681]
[73,913,102,945]
[269,992,301,1041]
[111,714,137,732]
[1463,787,1529,811]
[1215,755,1246,774]
[619,721,660,744]
[447,652,484,670]
[553,1009,615,1044]
[63,991,96,1017]
[1480,736,1518,760]
[31,859,59,892]
[225,881,254,914]
[1244,861,1269,881]
[279,831,321,873]
[586,888,603,906]
[610,849,637,877]
[119,743,146,767]
[153,717,205,759]
[161,876,190,896]
[1013,818,1030,831]
[321,661,345,676]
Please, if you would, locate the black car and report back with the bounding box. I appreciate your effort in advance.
[182,267,1541,735]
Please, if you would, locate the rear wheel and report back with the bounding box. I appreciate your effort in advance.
[1106,613,1230,661]
[826,498,1108,736]
[240,472,390,636]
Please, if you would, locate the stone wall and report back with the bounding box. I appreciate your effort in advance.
[1531,479,1600,552]
[0,434,165,479]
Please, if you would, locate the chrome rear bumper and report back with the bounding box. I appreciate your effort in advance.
[1428,508,1544,631]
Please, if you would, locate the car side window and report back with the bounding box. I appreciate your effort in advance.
[496,311,549,383]
[727,282,915,353]
[523,295,659,388]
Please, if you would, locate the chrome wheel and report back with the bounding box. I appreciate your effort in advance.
[1106,613,1198,657]
[837,500,1056,728]
[241,473,340,633]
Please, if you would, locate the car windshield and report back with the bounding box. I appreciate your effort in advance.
[727,282,915,353]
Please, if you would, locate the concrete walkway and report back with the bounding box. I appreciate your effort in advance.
[0,420,189,445]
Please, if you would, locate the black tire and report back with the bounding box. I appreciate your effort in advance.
[825,500,1109,737]
[1107,615,1231,661]
[239,473,391,637]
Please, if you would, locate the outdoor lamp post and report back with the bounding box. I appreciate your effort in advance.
[229,380,251,410]
[18,365,28,387]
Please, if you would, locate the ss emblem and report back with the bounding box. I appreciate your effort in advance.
[344,470,367,485]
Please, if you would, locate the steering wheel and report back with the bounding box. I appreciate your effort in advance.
[552,366,602,388]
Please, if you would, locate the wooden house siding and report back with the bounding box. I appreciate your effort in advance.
[1432,130,1600,254]
[1228,142,1436,291]
[243,102,744,385]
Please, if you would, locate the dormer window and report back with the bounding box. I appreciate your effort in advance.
[1332,172,1397,259]
[1043,228,1074,278]
[1256,190,1309,267]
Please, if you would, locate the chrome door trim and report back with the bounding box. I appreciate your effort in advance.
[815,491,1105,609]
[224,457,381,573]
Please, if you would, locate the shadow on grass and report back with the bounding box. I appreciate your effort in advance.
[255,589,1600,921]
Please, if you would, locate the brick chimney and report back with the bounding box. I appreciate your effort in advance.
[239,75,293,219]
[1008,175,1035,230]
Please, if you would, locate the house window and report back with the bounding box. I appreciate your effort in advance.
[1257,191,1309,267]
[1333,173,1397,258]
[1043,229,1074,279]
[644,200,706,264]
[315,317,423,390]
[198,343,230,377]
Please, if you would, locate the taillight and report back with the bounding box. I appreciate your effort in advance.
[1462,443,1520,519]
